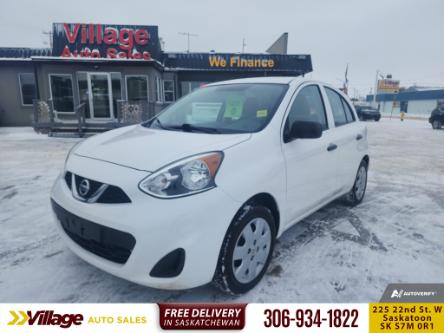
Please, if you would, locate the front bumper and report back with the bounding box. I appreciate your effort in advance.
[51,154,241,290]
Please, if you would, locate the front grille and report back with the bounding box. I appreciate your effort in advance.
[51,199,136,264]
[64,172,131,204]
[97,187,132,204]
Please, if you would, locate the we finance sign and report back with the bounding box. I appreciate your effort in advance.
[52,23,161,61]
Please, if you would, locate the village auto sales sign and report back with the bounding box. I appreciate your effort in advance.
[52,23,161,61]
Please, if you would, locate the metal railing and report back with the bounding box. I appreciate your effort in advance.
[33,99,167,136]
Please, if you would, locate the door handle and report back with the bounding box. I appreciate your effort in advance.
[356,134,363,141]
[327,143,338,151]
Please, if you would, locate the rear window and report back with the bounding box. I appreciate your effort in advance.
[325,87,355,126]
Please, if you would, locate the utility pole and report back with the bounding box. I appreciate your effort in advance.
[178,32,198,53]
[373,70,384,106]
[344,63,349,95]
[242,38,246,53]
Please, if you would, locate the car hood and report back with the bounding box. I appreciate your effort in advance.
[74,125,251,172]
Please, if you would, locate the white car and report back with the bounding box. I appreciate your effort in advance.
[51,77,369,294]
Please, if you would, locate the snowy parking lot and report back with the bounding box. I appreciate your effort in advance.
[0,118,443,302]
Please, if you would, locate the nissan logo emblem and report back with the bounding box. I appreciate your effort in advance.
[78,179,90,197]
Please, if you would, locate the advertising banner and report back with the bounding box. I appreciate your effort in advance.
[165,53,312,73]
[52,23,162,61]
[1,301,443,332]
[377,79,400,93]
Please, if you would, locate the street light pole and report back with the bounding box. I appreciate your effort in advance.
[373,70,380,106]
[373,70,385,107]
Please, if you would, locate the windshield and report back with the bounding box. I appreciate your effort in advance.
[143,83,288,134]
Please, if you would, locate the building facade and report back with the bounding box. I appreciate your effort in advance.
[366,89,444,117]
[0,23,312,130]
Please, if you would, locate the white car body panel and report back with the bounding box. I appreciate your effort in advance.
[75,124,251,172]
[51,76,369,289]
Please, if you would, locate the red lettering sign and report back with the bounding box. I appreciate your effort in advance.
[58,23,154,60]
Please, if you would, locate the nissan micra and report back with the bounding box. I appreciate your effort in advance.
[51,77,369,294]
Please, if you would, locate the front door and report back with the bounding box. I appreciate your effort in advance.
[282,84,340,225]
[87,73,114,119]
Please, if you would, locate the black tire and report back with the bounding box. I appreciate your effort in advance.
[213,205,276,294]
[343,160,368,206]
[375,117,380,122]
[432,120,442,129]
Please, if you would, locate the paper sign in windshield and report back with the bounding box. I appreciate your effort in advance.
[224,95,244,120]
[190,102,222,123]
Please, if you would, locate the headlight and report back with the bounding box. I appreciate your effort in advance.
[139,152,224,198]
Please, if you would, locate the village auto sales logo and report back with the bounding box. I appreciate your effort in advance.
[8,310,83,328]
[52,23,161,61]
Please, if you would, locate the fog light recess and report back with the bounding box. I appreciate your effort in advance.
[150,248,185,278]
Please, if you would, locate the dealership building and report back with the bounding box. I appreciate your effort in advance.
[366,89,444,117]
[366,79,444,117]
[0,23,312,132]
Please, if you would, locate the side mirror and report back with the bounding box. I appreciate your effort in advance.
[285,121,323,143]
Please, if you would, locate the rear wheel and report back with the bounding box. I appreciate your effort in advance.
[213,206,276,294]
[432,120,442,129]
[343,160,368,206]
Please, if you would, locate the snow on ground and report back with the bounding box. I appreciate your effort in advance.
[0,120,443,302]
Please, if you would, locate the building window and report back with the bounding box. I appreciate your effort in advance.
[77,72,91,118]
[126,75,148,102]
[155,76,163,103]
[18,73,36,106]
[163,80,175,103]
[111,73,122,112]
[180,81,208,96]
[49,74,74,112]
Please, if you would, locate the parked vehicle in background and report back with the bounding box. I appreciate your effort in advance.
[429,107,444,129]
[355,105,381,121]
[51,77,369,294]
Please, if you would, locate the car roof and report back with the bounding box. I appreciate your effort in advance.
[205,76,306,86]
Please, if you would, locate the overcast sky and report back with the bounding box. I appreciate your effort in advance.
[0,0,443,97]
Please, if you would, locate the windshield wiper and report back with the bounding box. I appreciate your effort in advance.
[169,123,221,134]
[152,117,166,129]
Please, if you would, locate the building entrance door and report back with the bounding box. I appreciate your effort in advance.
[87,73,114,119]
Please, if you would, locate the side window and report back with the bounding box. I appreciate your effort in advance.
[19,73,36,106]
[284,85,328,139]
[341,97,355,122]
[325,87,347,127]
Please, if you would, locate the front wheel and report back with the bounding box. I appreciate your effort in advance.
[213,206,276,294]
[343,160,368,206]
[432,120,442,129]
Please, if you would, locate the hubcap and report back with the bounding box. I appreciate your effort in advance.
[354,166,367,200]
[232,217,271,284]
